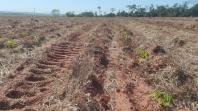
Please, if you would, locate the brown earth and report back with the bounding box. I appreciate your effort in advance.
[0,17,197,111]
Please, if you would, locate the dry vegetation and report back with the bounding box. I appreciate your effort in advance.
[0,17,197,111]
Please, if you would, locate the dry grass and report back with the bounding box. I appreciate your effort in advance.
[123,18,198,110]
[0,17,197,111]
[0,17,85,84]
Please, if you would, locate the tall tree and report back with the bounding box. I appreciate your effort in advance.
[97,6,102,16]
[191,4,198,16]
[51,9,60,16]
[110,8,116,13]
[126,5,137,16]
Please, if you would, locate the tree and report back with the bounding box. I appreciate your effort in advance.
[63,2,198,17]
[51,9,60,16]
[156,6,168,17]
[66,12,75,17]
[97,6,102,16]
[148,4,156,17]
[78,12,94,17]
[117,10,128,17]
[110,8,116,13]
[135,8,146,17]
[126,5,137,16]
[191,4,198,16]
[105,8,116,17]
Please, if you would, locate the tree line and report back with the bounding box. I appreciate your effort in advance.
[52,2,198,17]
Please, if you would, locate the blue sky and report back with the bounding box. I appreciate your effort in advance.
[0,0,192,14]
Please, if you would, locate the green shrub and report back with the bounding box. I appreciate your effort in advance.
[137,49,149,59]
[150,90,173,107]
[6,39,17,48]
[123,32,130,40]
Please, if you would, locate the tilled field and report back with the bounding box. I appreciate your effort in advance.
[0,17,197,111]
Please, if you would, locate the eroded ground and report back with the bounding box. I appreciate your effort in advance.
[0,17,197,111]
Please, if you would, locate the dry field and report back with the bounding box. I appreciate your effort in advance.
[0,17,197,111]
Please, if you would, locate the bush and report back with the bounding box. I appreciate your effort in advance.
[66,12,75,17]
[137,49,149,59]
[6,39,17,48]
[150,90,173,107]
[122,31,132,46]
[123,31,131,41]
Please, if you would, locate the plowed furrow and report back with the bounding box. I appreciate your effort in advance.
[29,69,53,75]
[39,60,62,66]
[51,47,68,51]
[0,24,91,110]
[47,53,65,59]
[36,63,59,69]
